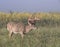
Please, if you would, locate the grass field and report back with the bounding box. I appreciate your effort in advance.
[0,26,60,47]
[0,12,60,47]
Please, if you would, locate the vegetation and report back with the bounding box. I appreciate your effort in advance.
[0,11,60,47]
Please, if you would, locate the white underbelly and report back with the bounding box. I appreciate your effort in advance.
[13,31,19,34]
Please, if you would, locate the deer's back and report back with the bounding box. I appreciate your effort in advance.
[7,22,25,33]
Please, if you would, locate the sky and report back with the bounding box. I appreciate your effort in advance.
[0,0,60,12]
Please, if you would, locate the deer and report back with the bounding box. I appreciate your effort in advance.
[28,16,40,26]
[7,22,37,39]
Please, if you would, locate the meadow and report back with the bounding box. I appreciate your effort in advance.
[0,12,60,47]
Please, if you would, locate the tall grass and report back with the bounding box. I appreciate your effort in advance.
[0,27,60,47]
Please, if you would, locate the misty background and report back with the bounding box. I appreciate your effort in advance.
[0,0,60,12]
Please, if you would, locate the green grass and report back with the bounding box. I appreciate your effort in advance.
[0,26,60,47]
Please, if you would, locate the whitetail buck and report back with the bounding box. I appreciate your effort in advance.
[7,22,37,39]
[28,16,40,26]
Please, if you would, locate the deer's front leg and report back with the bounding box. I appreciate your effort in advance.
[9,31,13,38]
